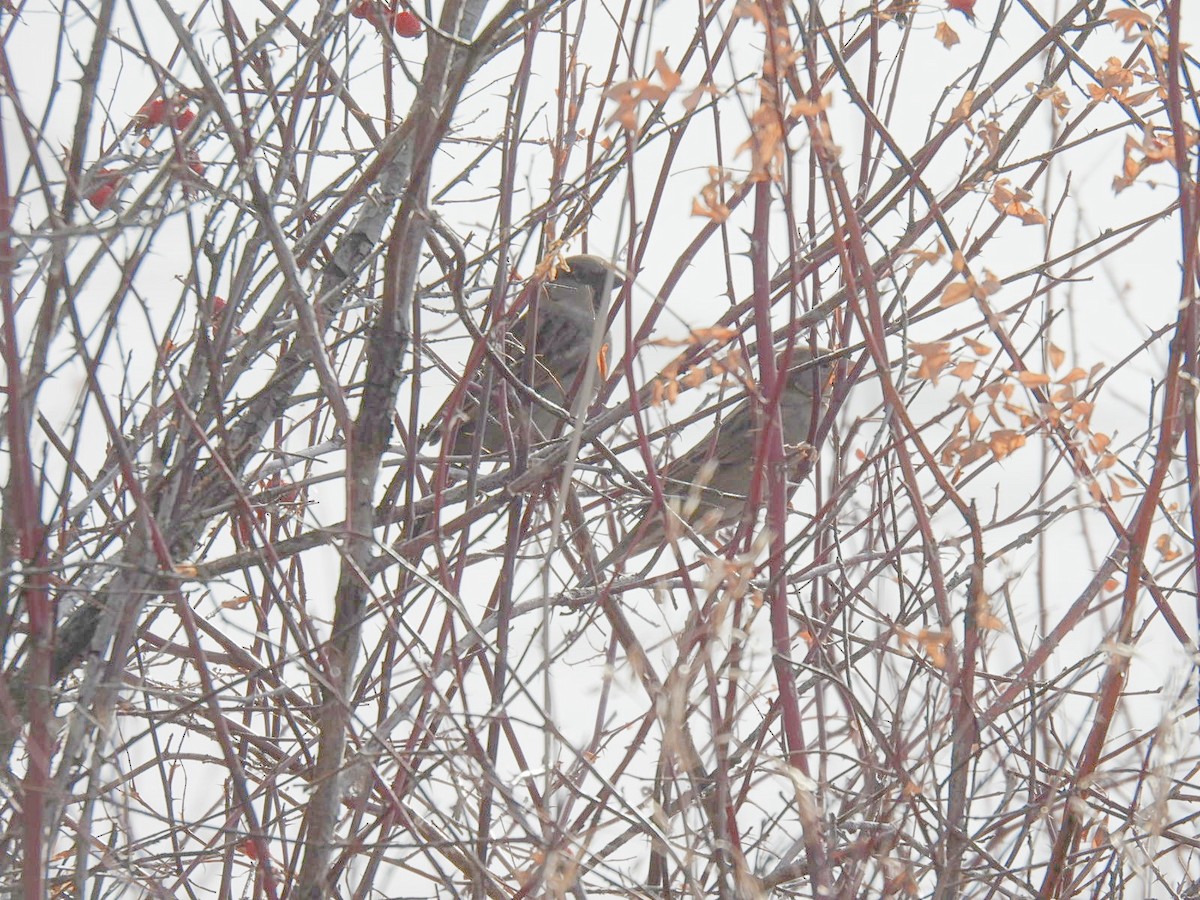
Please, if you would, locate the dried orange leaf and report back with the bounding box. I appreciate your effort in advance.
[951,360,978,380]
[682,84,720,112]
[940,281,973,307]
[1015,370,1052,387]
[1034,84,1071,118]
[1004,403,1036,427]
[1155,533,1181,561]
[726,346,747,375]
[952,90,976,122]
[692,326,738,343]
[959,441,990,465]
[1047,343,1066,370]
[790,93,831,117]
[732,0,768,23]
[1106,8,1154,40]
[977,119,1003,155]
[604,80,638,102]
[1088,57,1136,103]
[653,51,682,93]
[935,20,960,49]
[973,595,1006,632]
[978,270,1002,296]
[605,56,683,130]
[693,168,733,222]
[919,627,952,649]
[941,435,966,465]
[709,355,737,376]
[692,197,730,222]
[963,336,992,355]
[917,628,952,668]
[739,80,788,182]
[906,239,945,272]
[910,342,952,383]
[989,429,1026,460]
[652,379,666,406]
[639,85,672,104]
[991,179,1047,225]
[1070,400,1094,424]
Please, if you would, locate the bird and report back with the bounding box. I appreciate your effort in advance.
[597,346,834,571]
[441,255,625,457]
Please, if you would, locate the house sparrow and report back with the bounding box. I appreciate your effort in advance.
[598,347,834,570]
[443,255,625,456]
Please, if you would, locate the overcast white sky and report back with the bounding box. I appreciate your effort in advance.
[5,0,1200,895]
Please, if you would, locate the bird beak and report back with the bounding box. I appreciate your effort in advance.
[604,264,626,290]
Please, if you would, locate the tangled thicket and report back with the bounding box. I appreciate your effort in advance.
[0,1,1198,897]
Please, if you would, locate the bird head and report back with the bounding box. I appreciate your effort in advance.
[552,254,626,310]
[778,345,837,399]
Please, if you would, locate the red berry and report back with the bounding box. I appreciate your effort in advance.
[87,184,116,209]
[232,512,255,546]
[86,169,123,210]
[392,9,422,36]
[946,0,976,22]
[350,1,380,23]
[173,107,196,130]
[184,149,205,177]
[134,98,170,130]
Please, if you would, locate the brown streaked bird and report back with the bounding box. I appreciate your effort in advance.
[598,346,834,571]
[442,255,625,457]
